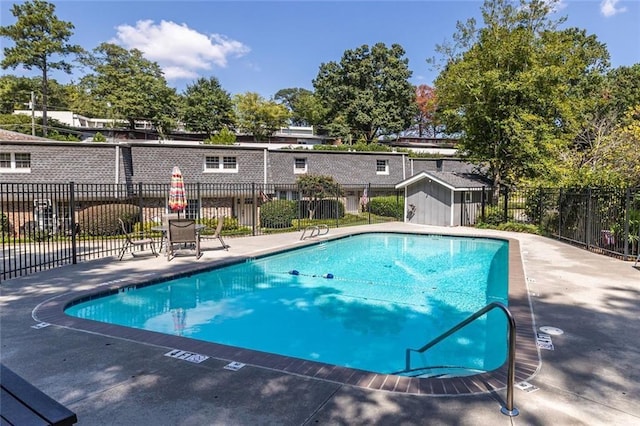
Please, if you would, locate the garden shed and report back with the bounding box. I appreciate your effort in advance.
[395,171,491,226]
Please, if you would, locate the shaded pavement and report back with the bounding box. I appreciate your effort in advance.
[1,223,638,425]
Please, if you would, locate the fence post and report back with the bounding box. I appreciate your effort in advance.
[69,182,77,265]
[251,182,257,236]
[368,183,372,224]
[297,183,302,232]
[558,188,563,238]
[481,186,486,223]
[196,182,201,221]
[503,187,509,223]
[137,182,143,223]
[335,187,339,228]
[585,188,592,249]
[537,189,543,225]
[624,187,631,260]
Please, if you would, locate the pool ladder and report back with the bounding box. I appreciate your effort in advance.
[300,224,329,240]
[397,302,519,417]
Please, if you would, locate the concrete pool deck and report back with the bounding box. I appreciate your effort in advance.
[1,223,638,425]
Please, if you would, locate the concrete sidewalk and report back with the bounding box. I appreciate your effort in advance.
[1,223,638,425]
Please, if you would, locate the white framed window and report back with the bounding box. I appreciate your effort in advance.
[376,159,389,175]
[205,156,219,169]
[293,157,307,174]
[204,155,238,173]
[223,156,237,170]
[0,152,31,173]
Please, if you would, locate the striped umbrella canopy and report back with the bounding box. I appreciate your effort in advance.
[168,166,187,212]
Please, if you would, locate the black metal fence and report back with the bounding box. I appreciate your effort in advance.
[2,182,638,281]
[1,182,403,280]
[489,186,640,260]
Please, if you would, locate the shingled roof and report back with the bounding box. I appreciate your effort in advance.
[395,170,491,191]
[0,128,52,142]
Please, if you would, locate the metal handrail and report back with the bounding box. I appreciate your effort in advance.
[404,301,519,417]
[300,224,329,240]
[300,226,318,240]
[316,224,329,236]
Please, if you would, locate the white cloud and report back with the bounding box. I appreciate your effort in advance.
[112,20,250,80]
[600,0,627,17]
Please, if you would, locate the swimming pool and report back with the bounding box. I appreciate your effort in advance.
[65,233,509,377]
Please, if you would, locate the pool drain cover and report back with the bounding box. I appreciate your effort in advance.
[539,326,564,335]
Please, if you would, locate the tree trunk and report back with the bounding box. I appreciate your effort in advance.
[492,172,501,204]
[41,65,48,137]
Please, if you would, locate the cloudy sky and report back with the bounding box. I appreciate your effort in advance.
[1,0,638,98]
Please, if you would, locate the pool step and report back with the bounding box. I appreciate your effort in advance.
[395,366,488,379]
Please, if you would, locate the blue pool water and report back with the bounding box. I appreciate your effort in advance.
[65,233,509,376]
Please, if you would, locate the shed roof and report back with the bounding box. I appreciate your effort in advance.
[395,171,491,191]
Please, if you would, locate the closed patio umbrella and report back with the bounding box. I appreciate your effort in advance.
[168,166,187,214]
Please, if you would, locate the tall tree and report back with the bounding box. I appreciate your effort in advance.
[433,0,610,194]
[0,0,83,136]
[413,84,439,137]
[294,91,329,133]
[80,43,178,136]
[181,77,235,137]
[561,65,640,187]
[313,43,416,143]
[297,174,342,220]
[562,105,640,187]
[0,75,34,114]
[234,92,290,141]
[604,64,640,120]
[274,87,313,126]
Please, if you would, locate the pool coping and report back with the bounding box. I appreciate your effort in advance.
[33,231,539,396]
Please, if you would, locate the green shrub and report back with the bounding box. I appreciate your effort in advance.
[204,127,236,144]
[48,132,80,142]
[369,196,403,219]
[0,213,9,234]
[198,216,248,235]
[477,204,512,225]
[475,221,540,234]
[540,211,559,233]
[524,188,558,224]
[93,132,107,142]
[78,204,140,236]
[496,222,540,234]
[260,200,297,228]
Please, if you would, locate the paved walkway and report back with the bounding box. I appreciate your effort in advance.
[1,223,638,425]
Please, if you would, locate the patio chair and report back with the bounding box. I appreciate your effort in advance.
[200,217,228,250]
[118,219,158,260]
[157,213,179,252]
[167,219,201,261]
